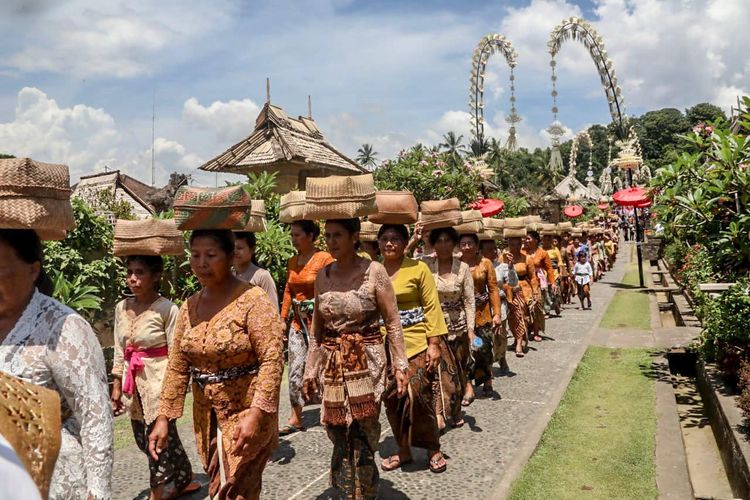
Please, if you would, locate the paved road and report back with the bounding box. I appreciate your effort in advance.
[112,245,630,499]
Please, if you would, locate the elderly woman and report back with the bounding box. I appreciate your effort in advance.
[379,224,449,474]
[303,218,407,499]
[111,255,199,500]
[423,227,474,424]
[459,233,502,397]
[149,229,283,500]
[280,220,334,435]
[504,233,540,358]
[0,229,113,500]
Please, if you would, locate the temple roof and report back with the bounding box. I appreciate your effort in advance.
[198,103,364,178]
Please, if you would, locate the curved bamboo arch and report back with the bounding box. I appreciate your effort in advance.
[548,17,627,139]
[568,130,593,176]
[469,33,519,150]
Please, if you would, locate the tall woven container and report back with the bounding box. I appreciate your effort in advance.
[113,219,184,256]
[279,191,306,223]
[504,217,526,229]
[369,191,418,224]
[241,200,267,232]
[0,158,74,240]
[483,218,505,231]
[304,174,377,220]
[557,221,573,232]
[419,198,462,230]
[174,185,251,230]
[454,210,484,234]
[540,223,557,236]
[360,221,382,242]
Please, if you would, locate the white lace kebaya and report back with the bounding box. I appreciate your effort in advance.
[0,289,113,500]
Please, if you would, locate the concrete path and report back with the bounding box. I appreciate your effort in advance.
[112,245,631,500]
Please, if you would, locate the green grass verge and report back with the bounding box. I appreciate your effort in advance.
[600,290,651,330]
[508,347,657,500]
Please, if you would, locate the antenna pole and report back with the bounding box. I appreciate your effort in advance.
[266,78,271,104]
[151,88,156,187]
[308,95,312,118]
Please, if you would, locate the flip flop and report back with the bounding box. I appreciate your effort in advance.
[429,456,447,473]
[515,351,525,358]
[381,455,412,471]
[461,395,475,407]
[164,481,201,500]
[279,424,305,436]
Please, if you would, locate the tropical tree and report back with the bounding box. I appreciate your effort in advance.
[686,102,727,127]
[356,144,378,169]
[440,131,467,162]
[469,137,490,157]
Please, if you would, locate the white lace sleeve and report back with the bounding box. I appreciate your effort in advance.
[47,314,113,500]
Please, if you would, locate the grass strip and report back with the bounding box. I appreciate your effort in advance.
[600,290,651,330]
[509,347,657,500]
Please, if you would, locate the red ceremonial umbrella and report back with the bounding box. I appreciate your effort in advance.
[613,187,650,207]
[597,202,610,210]
[470,198,505,217]
[563,205,584,218]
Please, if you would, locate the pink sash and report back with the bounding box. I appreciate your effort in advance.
[123,344,169,395]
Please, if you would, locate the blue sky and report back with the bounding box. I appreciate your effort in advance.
[0,0,747,185]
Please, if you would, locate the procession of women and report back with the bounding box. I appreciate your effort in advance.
[0,161,621,500]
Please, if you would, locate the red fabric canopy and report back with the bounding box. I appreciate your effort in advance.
[613,187,650,207]
[469,198,505,217]
[563,205,584,218]
[597,202,610,210]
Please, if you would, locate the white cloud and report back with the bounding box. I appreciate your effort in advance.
[2,0,235,78]
[182,97,260,143]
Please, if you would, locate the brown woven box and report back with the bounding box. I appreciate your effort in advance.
[419,198,462,230]
[0,158,74,240]
[174,185,251,230]
[359,221,382,242]
[279,191,306,223]
[504,217,526,229]
[504,227,527,238]
[304,174,378,220]
[241,200,267,232]
[369,191,418,224]
[454,210,484,234]
[557,221,574,231]
[483,218,505,231]
[113,218,184,256]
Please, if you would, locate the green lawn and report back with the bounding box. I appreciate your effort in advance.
[508,347,657,500]
[600,290,651,330]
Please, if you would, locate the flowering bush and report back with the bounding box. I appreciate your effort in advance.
[373,146,484,206]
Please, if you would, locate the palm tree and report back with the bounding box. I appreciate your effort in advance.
[469,137,490,157]
[356,144,378,169]
[439,131,467,159]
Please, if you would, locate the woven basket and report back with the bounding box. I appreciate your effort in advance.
[571,229,583,237]
[504,217,526,230]
[557,221,573,231]
[360,221,382,242]
[240,200,267,232]
[504,227,527,238]
[540,223,557,236]
[113,218,184,257]
[369,191,418,225]
[279,191,306,223]
[454,210,484,234]
[0,372,61,499]
[174,185,251,230]
[419,198,463,230]
[0,158,74,240]
[304,174,377,220]
[483,218,505,231]
[524,215,542,224]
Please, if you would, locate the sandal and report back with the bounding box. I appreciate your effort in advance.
[279,424,305,436]
[515,351,525,358]
[164,481,201,500]
[452,418,465,428]
[381,455,412,471]
[429,455,447,473]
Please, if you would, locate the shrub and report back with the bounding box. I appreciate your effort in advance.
[699,280,750,381]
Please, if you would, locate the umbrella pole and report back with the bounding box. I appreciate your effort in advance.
[627,170,645,288]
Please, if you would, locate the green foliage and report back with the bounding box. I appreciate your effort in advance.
[51,270,102,312]
[256,219,295,285]
[44,199,125,322]
[652,97,750,277]
[0,153,15,159]
[95,188,136,221]
[700,279,750,364]
[374,145,483,206]
[487,190,529,217]
[686,102,727,127]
